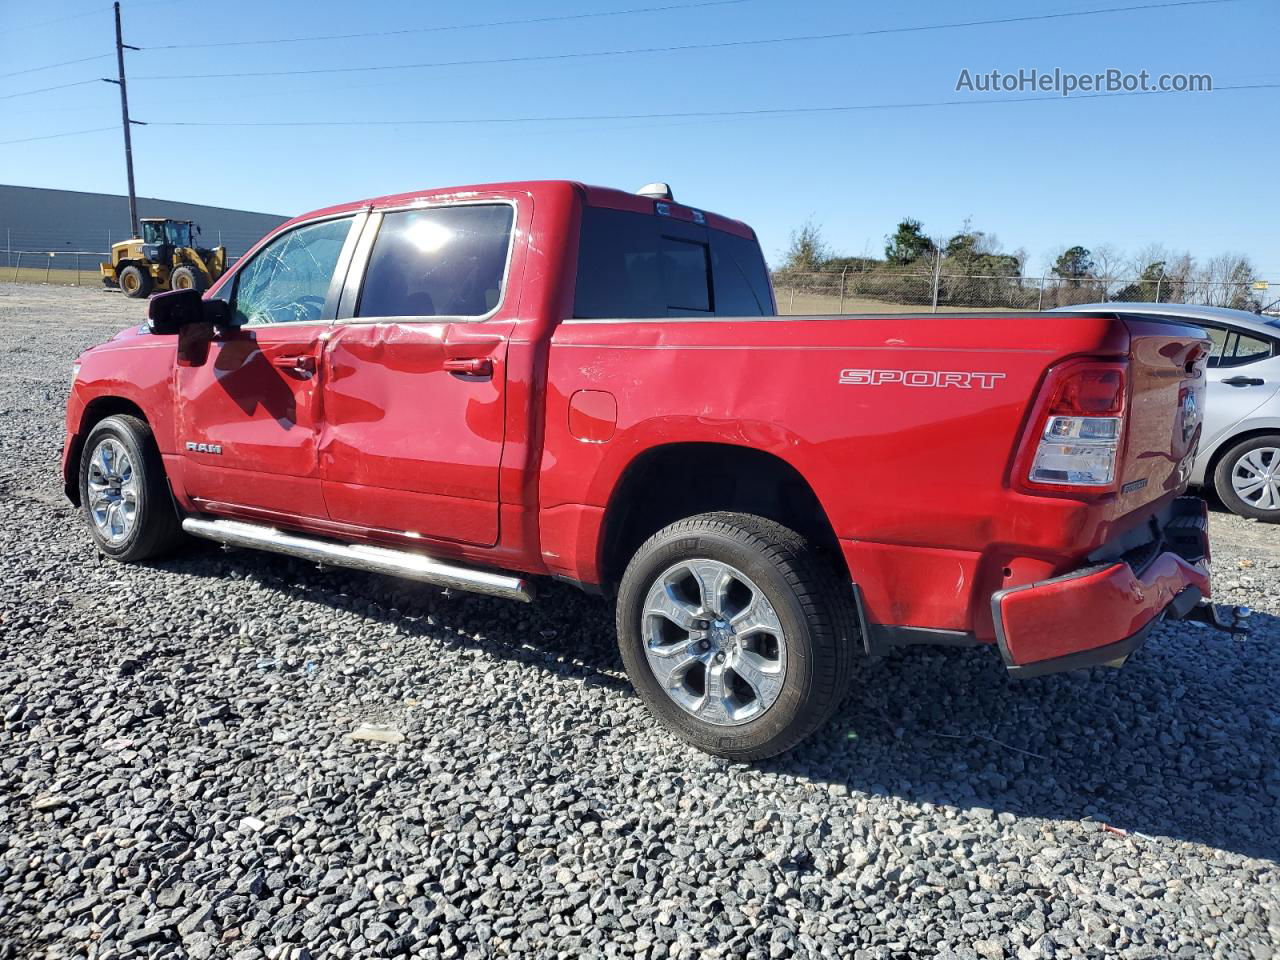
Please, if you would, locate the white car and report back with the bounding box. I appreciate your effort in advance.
[1054,303,1280,521]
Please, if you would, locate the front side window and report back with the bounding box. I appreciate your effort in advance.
[357,204,515,319]
[231,217,353,326]
[574,206,771,318]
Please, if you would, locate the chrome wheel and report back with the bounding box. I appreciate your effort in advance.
[641,559,787,726]
[1231,446,1280,511]
[86,438,139,544]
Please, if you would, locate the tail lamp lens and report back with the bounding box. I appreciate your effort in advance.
[1048,367,1125,416]
[1027,363,1127,489]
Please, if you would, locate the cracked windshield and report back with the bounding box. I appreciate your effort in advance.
[230,217,352,325]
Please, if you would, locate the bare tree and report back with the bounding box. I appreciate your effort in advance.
[1092,244,1124,300]
[1195,253,1258,309]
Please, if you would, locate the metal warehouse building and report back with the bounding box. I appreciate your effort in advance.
[1,184,286,271]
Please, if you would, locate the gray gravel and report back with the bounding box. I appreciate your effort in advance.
[2,282,1278,960]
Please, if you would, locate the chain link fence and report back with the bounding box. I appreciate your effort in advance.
[3,247,245,288]
[773,268,1278,316]
[4,243,1276,316]
[4,249,112,286]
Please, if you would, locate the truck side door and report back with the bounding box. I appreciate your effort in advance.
[318,201,521,547]
[176,213,363,520]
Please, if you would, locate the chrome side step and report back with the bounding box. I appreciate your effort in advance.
[181,517,534,603]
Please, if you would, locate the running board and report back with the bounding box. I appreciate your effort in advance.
[181,517,534,603]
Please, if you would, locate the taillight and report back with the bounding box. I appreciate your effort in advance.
[1021,359,1128,493]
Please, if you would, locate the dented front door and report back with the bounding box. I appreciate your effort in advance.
[176,214,362,520]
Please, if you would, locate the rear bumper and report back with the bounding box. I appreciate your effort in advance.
[992,496,1211,678]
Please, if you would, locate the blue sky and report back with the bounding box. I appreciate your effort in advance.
[2,0,1276,274]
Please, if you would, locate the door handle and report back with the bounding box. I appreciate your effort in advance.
[444,357,493,377]
[272,354,316,377]
[1221,376,1264,386]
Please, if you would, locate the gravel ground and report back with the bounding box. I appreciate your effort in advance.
[2,283,1278,960]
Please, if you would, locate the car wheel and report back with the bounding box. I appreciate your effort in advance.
[79,415,183,561]
[615,511,857,761]
[119,264,152,299]
[1213,434,1280,522]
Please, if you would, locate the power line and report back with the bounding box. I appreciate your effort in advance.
[2,5,110,33]
[0,79,103,101]
[858,0,1235,35]
[141,81,1280,129]
[0,125,118,146]
[0,53,113,79]
[133,31,853,80]
[0,0,740,93]
[129,0,1240,82]
[143,0,750,51]
[6,80,1274,148]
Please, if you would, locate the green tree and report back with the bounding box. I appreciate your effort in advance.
[781,219,830,272]
[1113,261,1169,303]
[943,228,1021,277]
[884,218,935,265]
[1052,246,1096,280]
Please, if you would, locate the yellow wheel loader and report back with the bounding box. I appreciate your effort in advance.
[100,218,228,299]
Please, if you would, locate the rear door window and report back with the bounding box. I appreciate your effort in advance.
[357,204,515,319]
[574,206,771,318]
[1203,325,1275,367]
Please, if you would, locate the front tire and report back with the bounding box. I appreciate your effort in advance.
[119,264,152,299]
[1214,434,1280,522]
[79,415,183,561]
[170,265,204,292]
[616,512,857,761]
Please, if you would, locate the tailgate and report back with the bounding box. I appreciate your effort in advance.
[1113,316,1211,515]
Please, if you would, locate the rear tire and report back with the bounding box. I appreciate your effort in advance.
[79,415,183,561]
[170,265,204,292]
[615,512,857,761]
[1213,434,1280,522]
[119,264,152,299]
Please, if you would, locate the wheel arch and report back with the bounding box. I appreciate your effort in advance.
[64,397,152,505]
[597,442,847,594]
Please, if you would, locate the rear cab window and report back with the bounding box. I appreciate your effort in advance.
[574,205,773,319]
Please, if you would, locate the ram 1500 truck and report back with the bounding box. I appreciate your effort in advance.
[65,180,1222,759]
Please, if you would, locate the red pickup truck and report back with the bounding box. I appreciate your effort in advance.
[65,179,1220,759]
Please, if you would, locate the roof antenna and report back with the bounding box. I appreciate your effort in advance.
[636,182,674,201]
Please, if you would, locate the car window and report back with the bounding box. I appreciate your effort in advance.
[710,229,773,315]
[574,206,771,318]
[1204,324,1275,368]
[1203,326,1230,364]
[231,217,354,326]
[661,237,712,313]
[356,204,515,320]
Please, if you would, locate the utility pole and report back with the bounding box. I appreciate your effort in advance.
[104,2,141,239]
